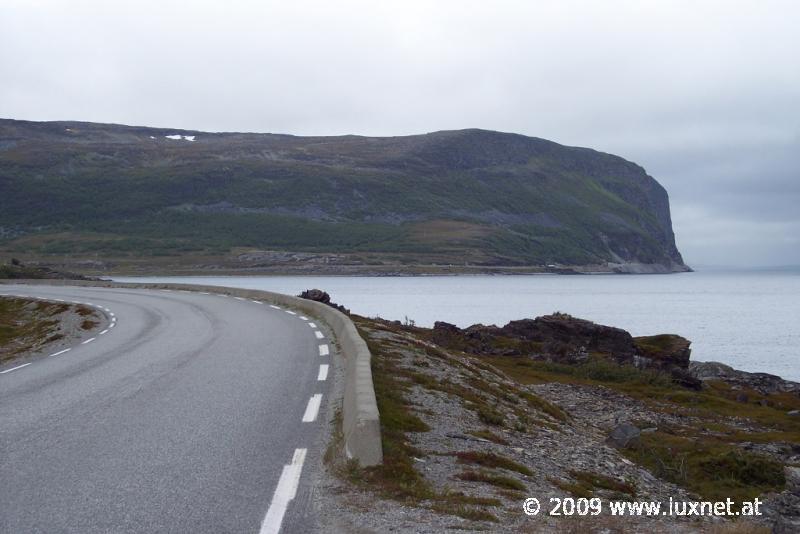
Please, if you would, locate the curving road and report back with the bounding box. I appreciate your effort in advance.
[0,284,330,534]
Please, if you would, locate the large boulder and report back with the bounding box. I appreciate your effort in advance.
[297,289,350,314]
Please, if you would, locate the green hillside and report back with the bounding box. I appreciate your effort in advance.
[0,119,687,274]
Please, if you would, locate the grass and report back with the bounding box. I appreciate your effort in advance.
[518,390,568,422]
[455,451,533,476]
[0,297,70,363]
[457,470,527,491]
[348,318,793,526]
[480,352,797,508]
[343,326,502,524]
[623,431,785,504]
[490,355,673,388]
[362,336,433,502]
[556,469,637,499]
[476,406,505,426]
[429,504,498,523]
[1,124,684,269]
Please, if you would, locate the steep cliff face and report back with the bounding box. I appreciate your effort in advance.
[0,119,687,271]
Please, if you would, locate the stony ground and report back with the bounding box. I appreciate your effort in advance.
[317,319,797,534]
[0,296,104,365]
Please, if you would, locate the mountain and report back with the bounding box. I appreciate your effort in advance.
[0,119,688,274]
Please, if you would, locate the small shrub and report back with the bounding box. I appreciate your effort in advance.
[455,451,533,476]
[458,469,526,491]
[477,406,504,426]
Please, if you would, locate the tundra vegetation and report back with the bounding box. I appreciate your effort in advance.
[325,312,798,532]
[0,120,688,274]
[0,297,99,364]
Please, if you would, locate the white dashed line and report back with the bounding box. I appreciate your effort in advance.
[308,322,317,328]
[99,329,109,335]
[269,305,281,310]
[50,348,71,357]
[234,297,246,301]
[251,300,261,304]
[259,448,307,534]
[199,292,210,295]
[314,331,324,339]
[301,394,322,422]
[0,362,32,374]
[285,310,296,316]
[318,344,329,356]
[81,337,96,345]
[299,316,308,321]
[317,364,329,381]
[160,289,172,292]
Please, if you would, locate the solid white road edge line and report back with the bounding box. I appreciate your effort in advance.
[0,362,32,374]
[314,331,324,339]
[259,448,307,534]
[318,344,329,356]
[317,364,329,381]
[301,394,323,422]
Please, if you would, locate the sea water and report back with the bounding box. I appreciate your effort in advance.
[115,270,800,381]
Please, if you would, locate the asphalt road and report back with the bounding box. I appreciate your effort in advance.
[0,284,330,534]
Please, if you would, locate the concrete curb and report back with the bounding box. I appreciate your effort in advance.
[1,279,384,467]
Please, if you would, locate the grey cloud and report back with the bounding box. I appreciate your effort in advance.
[1,0,798,266]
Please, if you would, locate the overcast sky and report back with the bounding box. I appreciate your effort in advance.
[1,0,798,267]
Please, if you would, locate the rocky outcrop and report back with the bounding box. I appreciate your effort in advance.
[431,313,698,387]
[689,361,800,396]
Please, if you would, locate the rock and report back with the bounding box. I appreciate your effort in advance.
[504,314,639,364]
[299,288,331,304]
[430,312,702,389]
[688,361,736,380]
[689,361,800,395]
[298,288,350,314]
[606,423,641,449]
[633,334,692,369]
[669,367,703,390]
